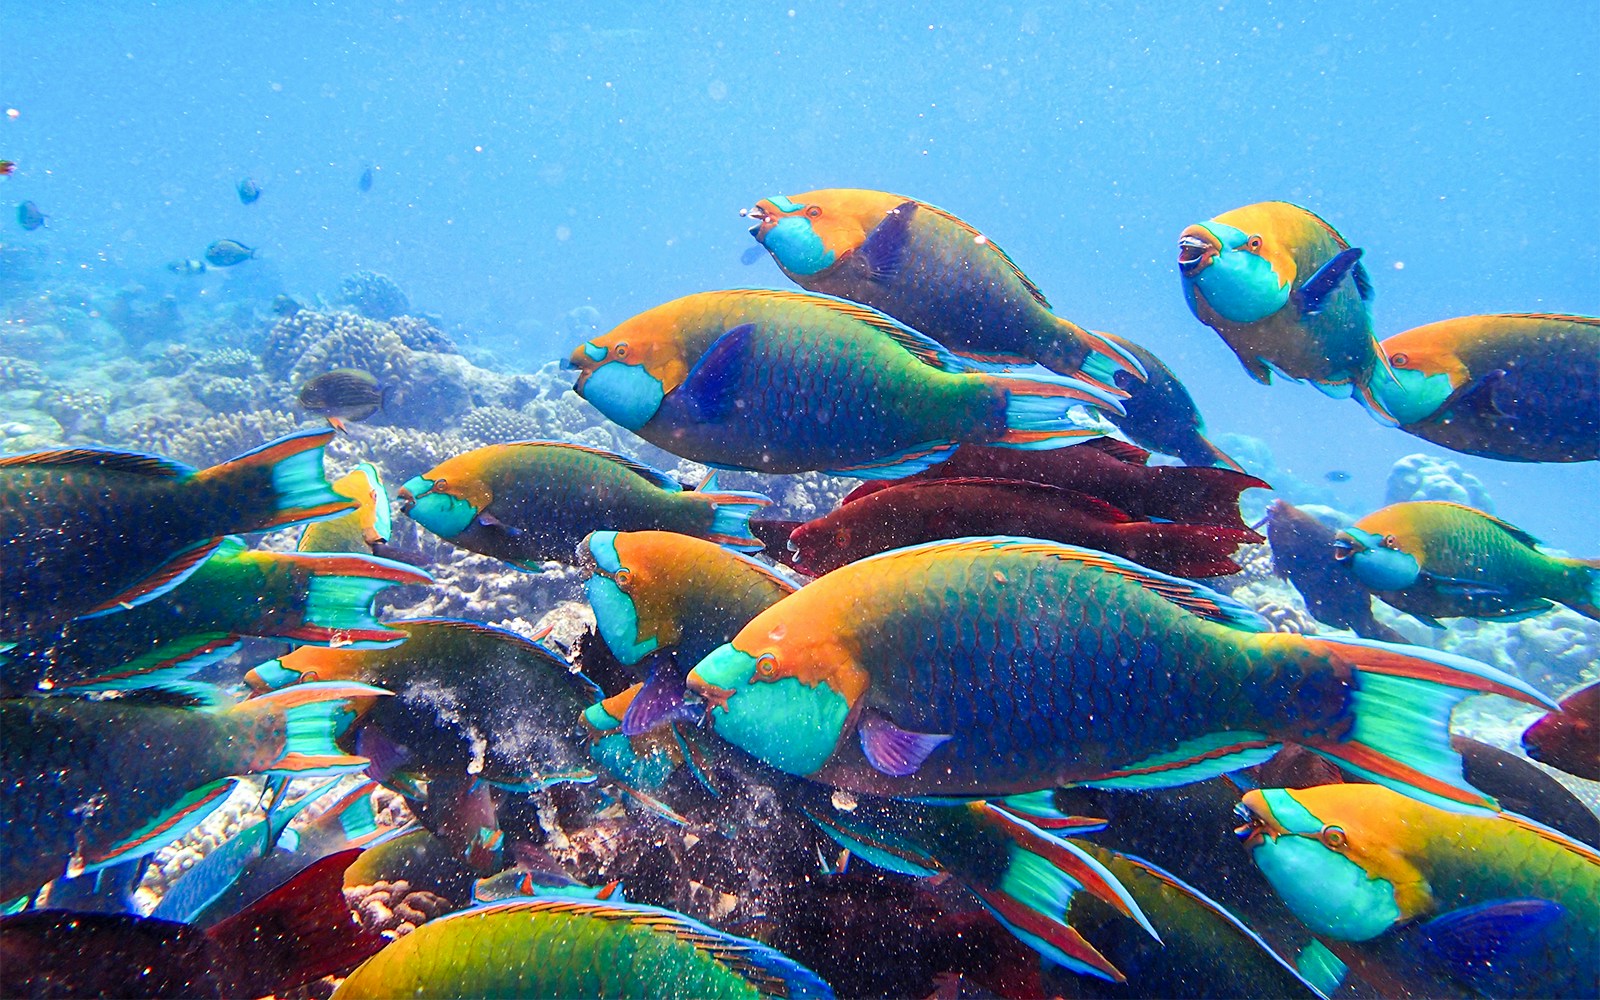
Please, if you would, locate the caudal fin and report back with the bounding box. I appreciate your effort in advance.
[267,552,433,648]
[1040,319,1148,394]
[687,473,771,551]
[236,680,390,777]
[196,428,354,535]
[1559,558,1600,620]
[1297,636,1558,813]
[990,372,1124,451]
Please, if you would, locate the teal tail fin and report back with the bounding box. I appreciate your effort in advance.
[197,428,354,534]
[237,680,389,776]
[689,476,771,551]
[991,372,1124,451]
[275,552,433,648]
[79,778,239,876]
[1297,636,1558,813]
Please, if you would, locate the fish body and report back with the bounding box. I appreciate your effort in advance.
[744,188,1141,390]
[0,536,428,695]
[165,258,207,276]
[685,536,1550,808]
[1178,202,1394,421]
[15,200,44,230]
[398,442,769,569]
[1376,313,1600,463]
[842,438,1267,529]
[1334,500,1599,622]
[357,166,374,192]
[1263,500,1404,642]
[330,897,835,999]
[0,682,377,900]
[0,429,352,640]
[1522,681,1599,781]
[1237,783,1600,999]
[203,239,255,266]
[568,289,1120,478]
[1098,332,1244,471]
[236,177,261,204]
[0,160,15,176]
[297,368,392,428]
[782,478,1258,578]
[298,462,393,555]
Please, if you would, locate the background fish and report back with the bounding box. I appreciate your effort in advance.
[15,200,44,230]
[1262,499,1405,642]
[297,462,394,555]
[1520,681,1599,781]
[745,188,1142,390]
[236,177,261,204]
[297,368,393,431]
[398,442,769,570]
[203,239,255,266]
[1375,313,1600,463]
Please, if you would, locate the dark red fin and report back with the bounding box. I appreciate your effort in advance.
[207,848,386,995]
[881,478,1137,524]
[1079,436,1151,466]
[80,537,224,618]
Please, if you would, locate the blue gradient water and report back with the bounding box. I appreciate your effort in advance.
[3,2,1597,547]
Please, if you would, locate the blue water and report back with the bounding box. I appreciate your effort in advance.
[3,1,1597,545]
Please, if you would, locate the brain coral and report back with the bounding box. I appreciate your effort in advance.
[335,270,411,321]
[259,309,413,388]
[1385,453,1495,512]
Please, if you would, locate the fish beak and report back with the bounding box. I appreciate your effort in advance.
[396,487,416,514]
[1232,801,1269,847]
[1177,226,1221,276]
[740,201,777,240]
[567,342,605,389]
[685,671,735,717]
[1330,533,1362,561]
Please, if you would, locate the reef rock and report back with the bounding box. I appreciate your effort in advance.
[1385,453,1495,512]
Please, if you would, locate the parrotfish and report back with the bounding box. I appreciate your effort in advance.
[0,428,353,640]
[1097,332,1246,471]
[1374,313,1600,463]
[743,188,1142,391]
[297,369,393,432]
[776,478,1259,578]
[1178,201,1396,422]
[398,441,769,569]
[1333,500,1599,624]
[248,619,602,870]
[0,681,382,901]
[1236,783,1600,999]
[567,289,1122,478]
[685,536,1554,811]
[330,897,835,1000]
[1521,681,1599,782]
[0,535,429,697]
[297,462,393,555]
[1262,500,1405,643]
[582,682,689,792]
[841,437,1268,530]
[204,239,255,266]
[579,529,796,733]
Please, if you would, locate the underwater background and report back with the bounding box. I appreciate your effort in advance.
[2,3,1598,998]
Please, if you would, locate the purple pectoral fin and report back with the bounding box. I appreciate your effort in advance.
[857,201,917,282]
[858,709,951,776]
[621,654,696,736]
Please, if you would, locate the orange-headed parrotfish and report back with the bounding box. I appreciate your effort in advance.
[1097,331,1246,471]
[298,462,393,555]
[397,441,769,570]
[0,428,353,641]
[743,188,1144,393]
[1373,313,1599,463]
[684,536,1554,812]
[1236,783,1600,999]
[1333,500,1599,626]
[566,289,1123,478]
[1178,201,1398,423]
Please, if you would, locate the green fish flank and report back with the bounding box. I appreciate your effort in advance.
[331,899,833,1000]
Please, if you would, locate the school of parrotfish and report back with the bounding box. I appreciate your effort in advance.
[2,188,1597,999]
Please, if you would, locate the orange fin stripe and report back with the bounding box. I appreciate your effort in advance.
[1306,639,1550,707]
[273,753,370,772]
[694,492,773,508]
[279,553,434,585]
[995,428,1100,445]
[975,805,1137,921]
[0,448,190,476]
[194,429,335,482]
[272,625,405,645]
[85,780,235,863]
[253,500,358,532]
[84,538,224,615]
[1498,812,1600,866]
[972,886,1123,983]
[1309,740,1493,809]
[69,637,238,685]
[1093,739,1280,781]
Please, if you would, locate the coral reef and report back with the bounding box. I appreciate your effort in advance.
[194,347,261,379]
[335,270,411,321]
[459,405,546,443]
[1385,453,1496,511]
[0,355,46,390]
[36,388,110,441]
[260,309,414,388]
[121,409,304,467]
[345,880,453,939]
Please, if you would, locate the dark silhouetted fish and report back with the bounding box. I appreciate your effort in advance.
[1099,331,1247,471]
[204,239,255,266]
[1263,499,1405,642]
[0,160,15,176]
[358,166,374,192]
[297,368,393,432]
[16,200,44,230]
[1324,469,1352,483]
[236,177,261,204]
[1522,681,1599,782]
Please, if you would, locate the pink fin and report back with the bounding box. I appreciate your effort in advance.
[858,710,950,776]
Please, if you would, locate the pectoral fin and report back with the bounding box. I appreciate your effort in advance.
[675,323,755,423]
[858,709,950,776]
[856,201,918,282]
[1295,247,1365,315]
[1417,898,1565,973]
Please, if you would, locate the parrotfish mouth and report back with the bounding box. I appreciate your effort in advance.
[1233,801,1269,847]
[1177,227,1221,275]
[685,671,735,716]
[1331,536,1356,561]
[739,202,778,239]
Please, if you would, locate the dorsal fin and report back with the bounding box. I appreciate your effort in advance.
[0,447,194,478]
[857,537,1269,631]
[1498,810,1600,866]
[719,288,970,373]
[1079,436,1152,465]
[1425,501,1542,548]
[1285,203,1354,252]
[1476,313,1600,327]
[505,441,681,493]
[912,200,1053,310]
[873,477,1136,523]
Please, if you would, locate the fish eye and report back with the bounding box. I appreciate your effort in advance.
[1246,235,1263,251]
[756,652,778,676]
[1390,352,1409,366]
[805,206,822,219]
[1384,535,1400,548]
[614,342,629,358]
[1320,825,1348,850]
[613,569,632,589]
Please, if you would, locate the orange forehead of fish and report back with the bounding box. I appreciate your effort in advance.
[606,534,691,650]
[1379,323,1473,387]
[732,589,871,707]
[420,452,496,511]
[1350,505,1425,545]
[579,302,709,396]
[1210,203,1304,287]
[758,188,904,253]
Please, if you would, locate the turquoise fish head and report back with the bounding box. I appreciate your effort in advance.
[397,475,478,540]
[1374,363,1458,427]
[748,194,838,277]
[568,343,665,431]
[1235,790,1402,941]
[1332,527,1421,591]
[1178,221,1291,324]
[685,643,851,777]
[580,530,659,666]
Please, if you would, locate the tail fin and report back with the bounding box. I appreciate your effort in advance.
[1118,523,1263,578]
[1297,636,1558,813]
[990,373,1123,452]
[196,429,354,534]
[1041,318,1147,393]
[1182,432,1250,474]
[236,680,389,776]
[273,553,432,648]
[687,476,771,551]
